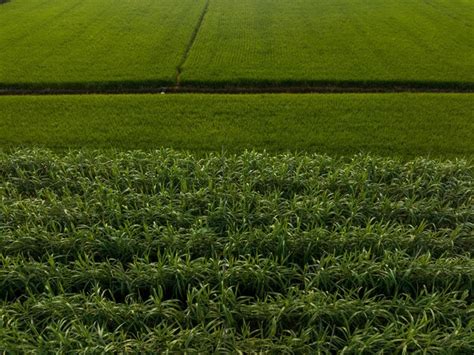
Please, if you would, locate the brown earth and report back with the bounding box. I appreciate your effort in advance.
[0,84,472,96]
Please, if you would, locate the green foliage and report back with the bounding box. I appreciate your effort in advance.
[0,0,205,88]
[183,0,474,88]
[1,149,473,352]
[0,93,472,158]
[0,0,472,90]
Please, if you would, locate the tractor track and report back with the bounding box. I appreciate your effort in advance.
[175,0,211,88]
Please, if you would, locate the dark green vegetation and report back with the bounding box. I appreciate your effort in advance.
[0,0,204,89]
[1,93,473,157]
[1,149,473,352]
[1,0,472,91]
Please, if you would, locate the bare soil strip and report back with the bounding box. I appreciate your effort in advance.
[175,0,211,87]
[0,84,472,96]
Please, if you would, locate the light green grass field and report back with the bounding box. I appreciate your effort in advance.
[0,0,204,89]
[182,0,474,88]
[1,0,472,90]
[0,94,472,157]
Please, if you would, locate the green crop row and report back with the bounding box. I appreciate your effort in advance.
[1,288,471,353]
[1,149,472,352]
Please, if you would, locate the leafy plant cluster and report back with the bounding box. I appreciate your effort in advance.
[1,149,473,353]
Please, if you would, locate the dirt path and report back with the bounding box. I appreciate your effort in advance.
[0,84,472,96]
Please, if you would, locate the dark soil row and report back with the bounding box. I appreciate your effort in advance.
[1,81,473,96]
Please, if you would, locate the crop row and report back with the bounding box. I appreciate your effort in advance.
[1,287,472,353]
[1,222,472,263]
[1,251,473,300]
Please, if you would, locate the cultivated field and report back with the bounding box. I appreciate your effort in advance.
[0,0,204,88]
[1,149,473,352]
[0,0,472,90]
[0,0,473,352]
[0,94,472,157]
[183,0,474,88]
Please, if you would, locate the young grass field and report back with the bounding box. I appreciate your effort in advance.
[182,0,474,88]
[0,93,472,158]
[0,0,472,90]
[1,149,473,352]
[0,0,204,89]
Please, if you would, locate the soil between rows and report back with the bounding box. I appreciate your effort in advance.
[0,83,473,96]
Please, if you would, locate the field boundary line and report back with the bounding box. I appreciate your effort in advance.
[1,85,473,96]
[175,0,210,87]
